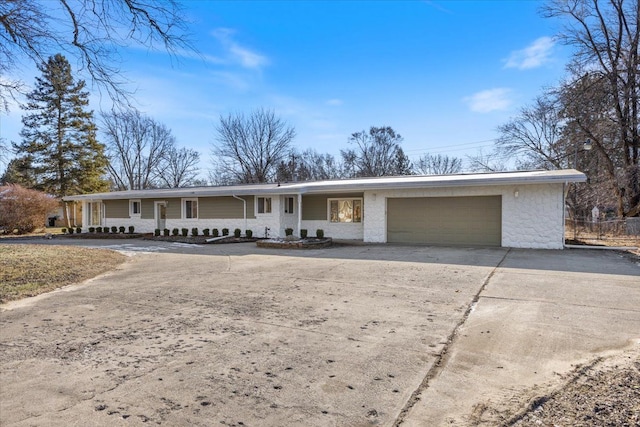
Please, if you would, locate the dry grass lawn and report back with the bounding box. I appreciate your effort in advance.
[0,244,126,303]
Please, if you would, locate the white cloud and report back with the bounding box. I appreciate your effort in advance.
[504,36,555,70]
[210,71,251,91]
[463,88,512,113]
[212,28,268,70]
[325,98,343,106]
[174,48,226,66]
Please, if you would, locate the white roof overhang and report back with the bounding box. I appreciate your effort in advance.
[63,169,586,201]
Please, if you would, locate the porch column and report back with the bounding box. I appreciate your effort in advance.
[297,193,302,237]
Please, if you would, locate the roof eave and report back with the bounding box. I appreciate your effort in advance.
[62,170,587,201]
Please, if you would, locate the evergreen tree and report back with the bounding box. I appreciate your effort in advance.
[1,157,37,187]
[13,54,109,196]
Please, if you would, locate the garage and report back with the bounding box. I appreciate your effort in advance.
[387,196,502,246]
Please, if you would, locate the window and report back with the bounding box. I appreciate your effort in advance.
[129,200,141,216]
[257,197,272,214]
[329,199,362,223]
[284,197,294,214]
[183,198,198,219]
[87,201,103,226]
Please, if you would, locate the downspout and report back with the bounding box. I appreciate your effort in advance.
[563,182,568,248]
[232,195,247,234]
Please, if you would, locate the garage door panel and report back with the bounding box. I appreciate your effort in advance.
[387,196,501,246]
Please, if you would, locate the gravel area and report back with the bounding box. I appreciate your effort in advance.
[465,344,640,427]
[509,351,640,427]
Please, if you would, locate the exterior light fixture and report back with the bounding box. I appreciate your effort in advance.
[574,139,593,169]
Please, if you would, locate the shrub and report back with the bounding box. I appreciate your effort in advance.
[68,227,74,234]
[222,228,229,236]
[203,228,210,236]
[163,228,170,236]
[316,229,324,239]
[128,225,135,234]
[245,229,253,238]
[154,229,161,236]
[61,227,67,234]
[181,228,188,237]
[191,227,198,236]
[119,226,125,233]
[102,227,109,233]
[76,227,82,234]
[96,226,102,233]
[234,228,241,238]
[285,227,294,236]
[111,226,117,233]
[0,184,59,234]
[172,228,179,236]
[88,227,95,233]
[300,229,308,239]
[212,228,219,237]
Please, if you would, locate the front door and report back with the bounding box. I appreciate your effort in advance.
[156,202,166,230]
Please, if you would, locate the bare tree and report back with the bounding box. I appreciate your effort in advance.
[494,94,568,170]
[341,126,413,177]
[302,149,343,180]
[0,0,191,111]
[102,109,175,190]
[276,149,343,182]
[466,149,508,173]
[211,108,296,184]
[543,0,639,216]
[415,153,463,175]
[275,152,309,182]
[156,146,200,188]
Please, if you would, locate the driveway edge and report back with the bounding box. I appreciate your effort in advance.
[392,248,511,426]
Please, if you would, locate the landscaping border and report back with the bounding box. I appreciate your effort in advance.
[256,237,332,249]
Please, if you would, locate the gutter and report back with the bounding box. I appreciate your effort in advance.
[232,195,247,234]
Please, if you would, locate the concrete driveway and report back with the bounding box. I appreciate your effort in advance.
[1,241,638,426]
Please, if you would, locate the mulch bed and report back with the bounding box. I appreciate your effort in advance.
[256,237,332,249]
[59,233,144,239]
[144,235,257,244]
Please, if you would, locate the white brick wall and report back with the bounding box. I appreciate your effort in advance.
[501,183,565,249]
[300,220,364,240]
[363,183,565,249]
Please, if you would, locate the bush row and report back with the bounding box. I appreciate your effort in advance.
[62,226,136,234]
[152,227,255,238]
[149,228,325,239]
[288,228,324,238]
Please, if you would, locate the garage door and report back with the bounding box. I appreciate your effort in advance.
[387,196,502,246]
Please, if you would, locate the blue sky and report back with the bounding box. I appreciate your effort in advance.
[1,0,571,175]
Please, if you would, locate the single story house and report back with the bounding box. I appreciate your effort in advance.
[62,169,586,249]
